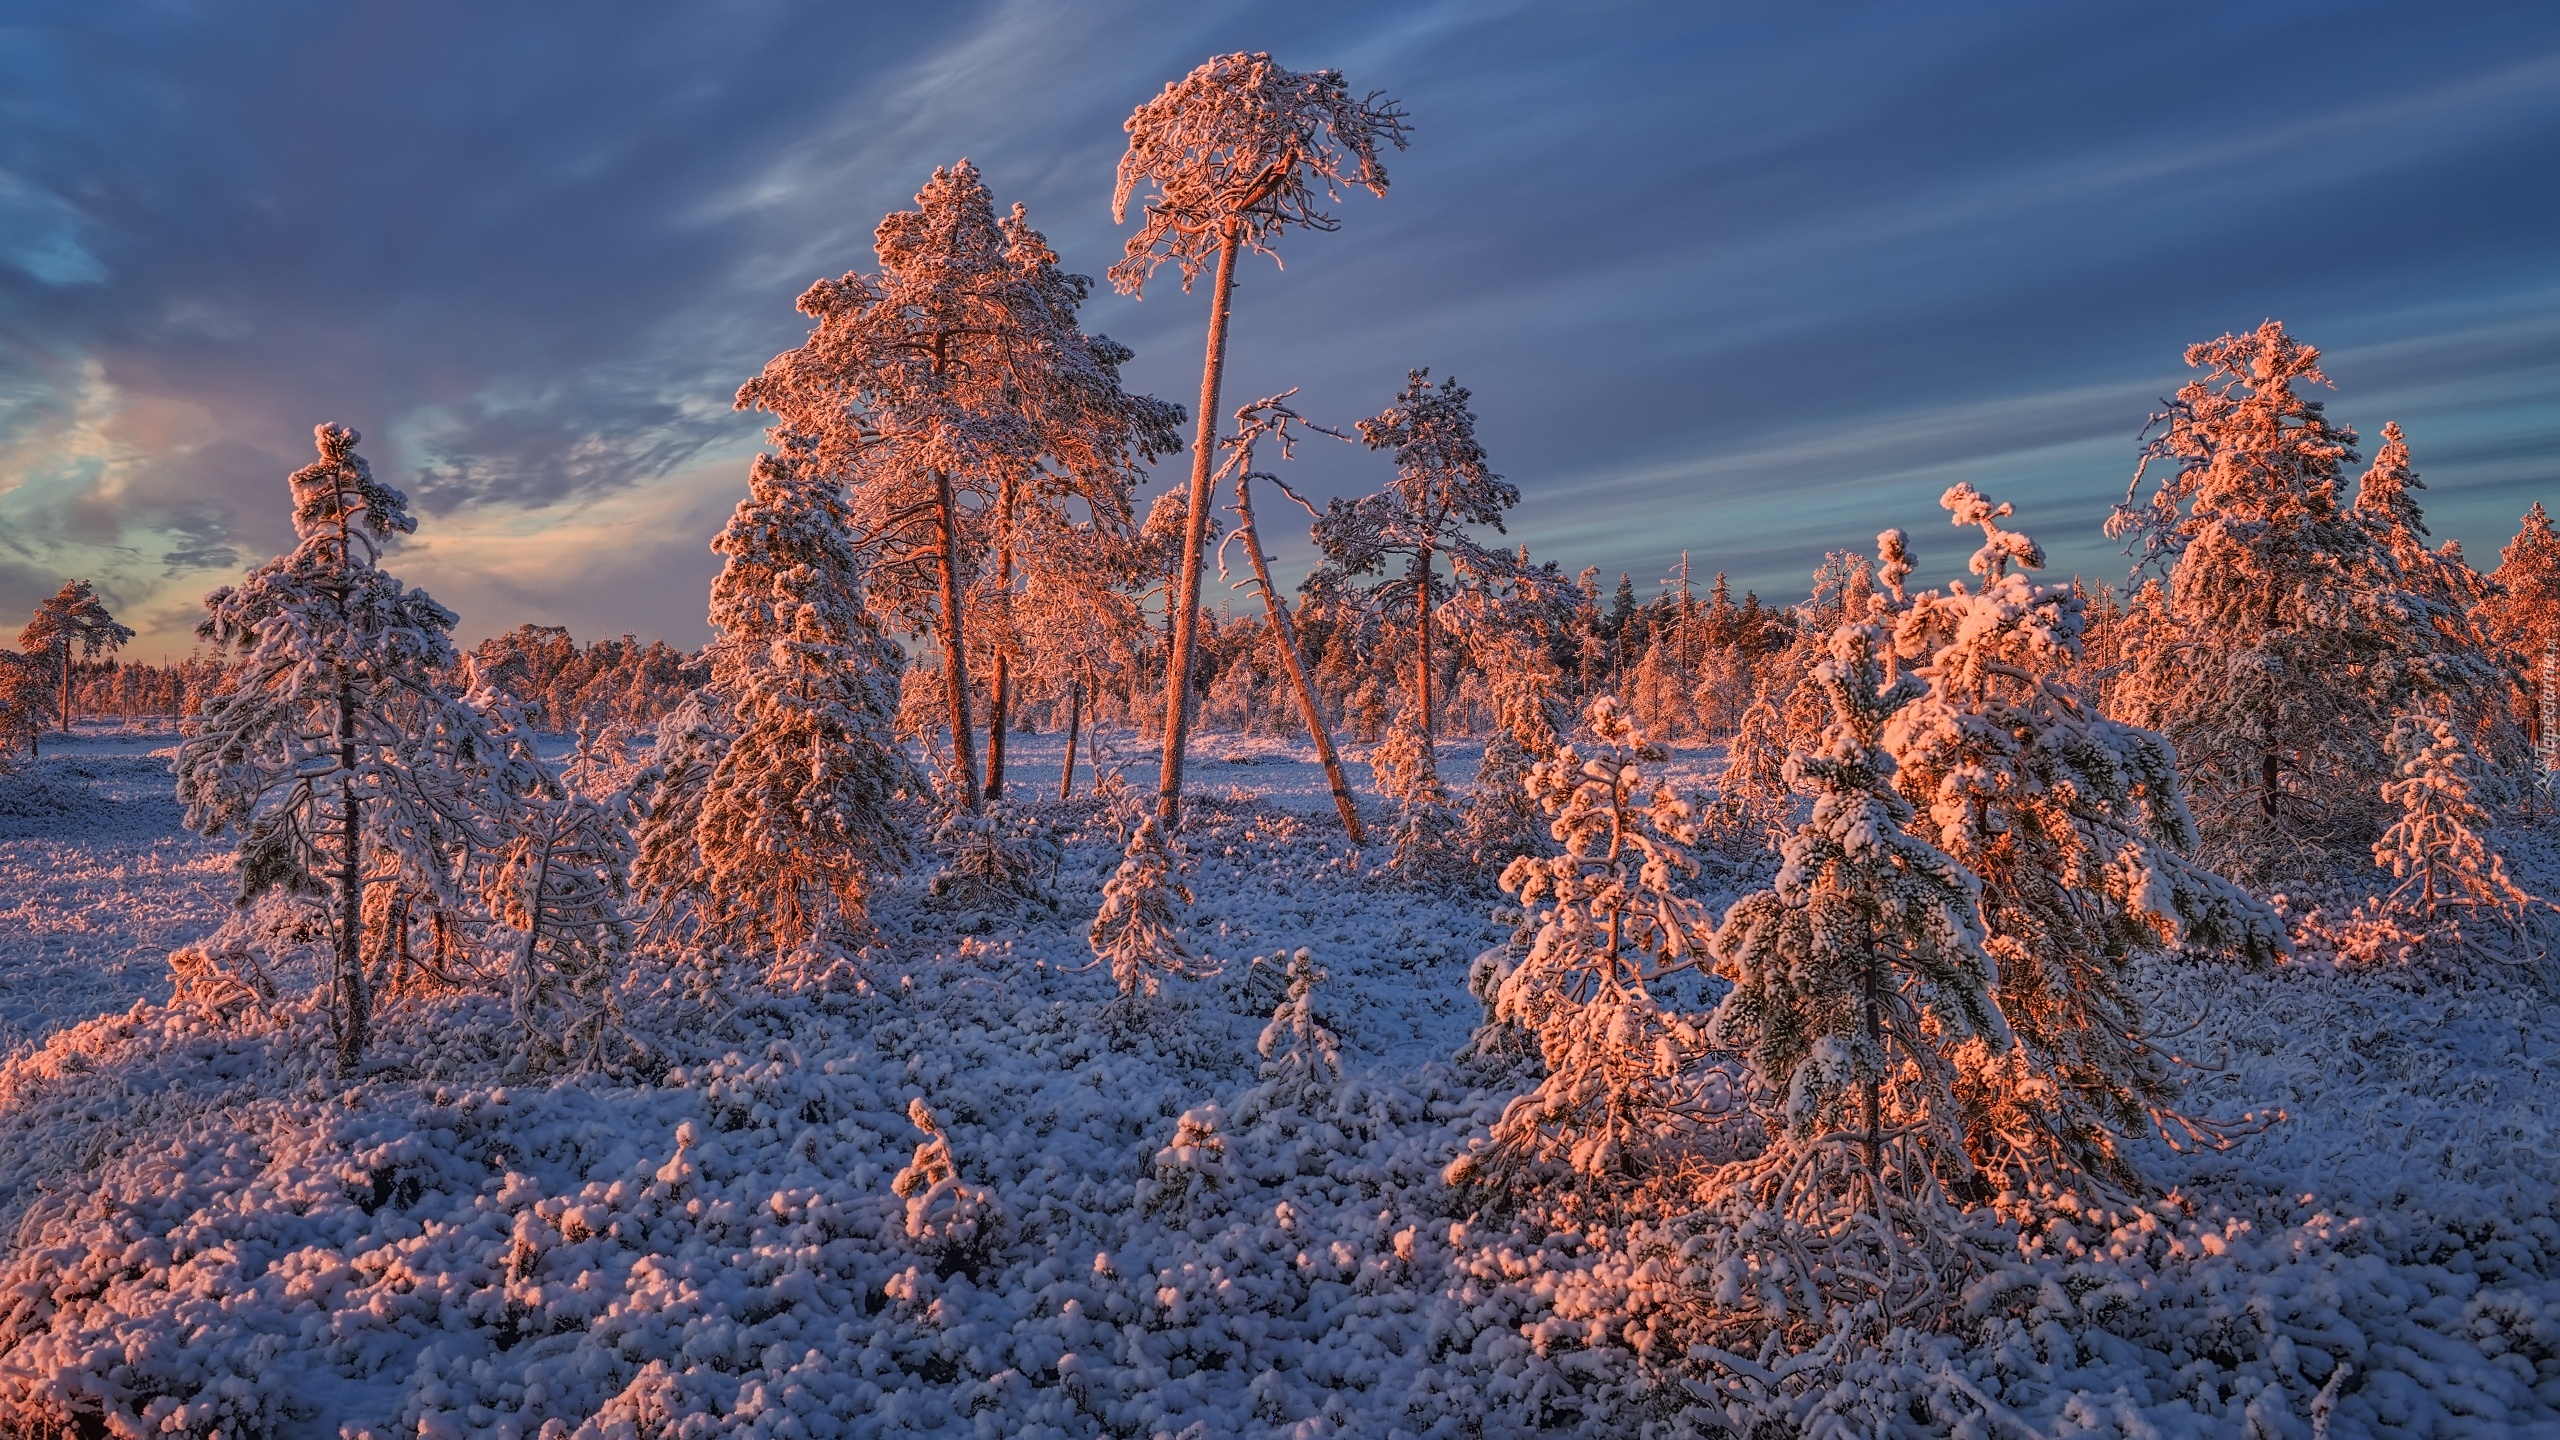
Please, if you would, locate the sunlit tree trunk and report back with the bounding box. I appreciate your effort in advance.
[985,475,1016,800]
[1059,679,1082,801]
[934,470,981,809]
[1236,477,1364,843]
[1156,218,1241,830]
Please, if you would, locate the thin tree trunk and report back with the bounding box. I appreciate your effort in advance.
[986,652,1010,799]
[1156,220,1242,831]
[1059,680,1082,802]
[513,812,556,1037]
[936,471,983,809]
[1236,477,1365,843]
[59,650,72,736]
[985,477,1016,800]
[1415,546,1434,750]
[1861,925,1882,1176]
[336,674,367,1074]
[934,470,981,810]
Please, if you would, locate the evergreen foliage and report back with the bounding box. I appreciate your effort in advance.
[1451,697,1719,1189]
[176,424,523,1072]
[1884,486,2286,1190]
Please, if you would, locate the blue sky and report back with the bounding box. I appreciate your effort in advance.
[5,0,2557,656]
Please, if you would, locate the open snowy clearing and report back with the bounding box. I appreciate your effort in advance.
[0,731,2554,1438]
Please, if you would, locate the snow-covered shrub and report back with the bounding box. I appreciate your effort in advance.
[1137,1104,1236,1222]
[1449,696,1726,1196]
[926,801,1060,913]
[560,717,645,802]
[482,774,636,1072]
[892,1098,1011,1275]
[1452,912,1542,1076]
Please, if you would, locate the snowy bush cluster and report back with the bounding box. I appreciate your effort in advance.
[3,48,2558,1440]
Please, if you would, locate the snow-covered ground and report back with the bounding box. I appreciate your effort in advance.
[0,726,2553,1437]
[0,723,231,1051]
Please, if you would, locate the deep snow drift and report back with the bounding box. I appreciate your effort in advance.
[0,728,2553,1439]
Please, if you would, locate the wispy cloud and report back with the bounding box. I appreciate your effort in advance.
[2,0,2555,656]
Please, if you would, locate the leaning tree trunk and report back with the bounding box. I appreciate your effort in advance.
[335,674,367,1074]
[933,470,981,810]
[1059,679,1083,802]
[1236,476,1364,843]
[984,476,1016,800]
[1156,218,1243,830]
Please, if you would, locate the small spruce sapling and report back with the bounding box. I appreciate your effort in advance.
[1090,815,1217,1005]
[893,1099,1010,1273]
[928,802,1062,913]
[2373,712,2537,946]
[1449,697,1720,1191]
[1368,709,1469,887]
[1242,948,1345,1120]
[483,717,638,1072]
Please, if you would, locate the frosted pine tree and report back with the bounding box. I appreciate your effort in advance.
[2349,423,2510,758]
[1320,369,1521,756]
[1112,52,1409,827]
[1708,597,2007,1190]
[738,161,1178,810]
[2373,712,2536,943]
[16,579,133,740]
[177,424,520,1072]
[1885,486,2286,1190]
[482,729,636,1071]
[2484,503,2560,763]
[1709,697,1793,851]
[0,650,47,770]
[1448,697,1720,1191]
[2108,322,2441,871]
[640,452,915,959]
